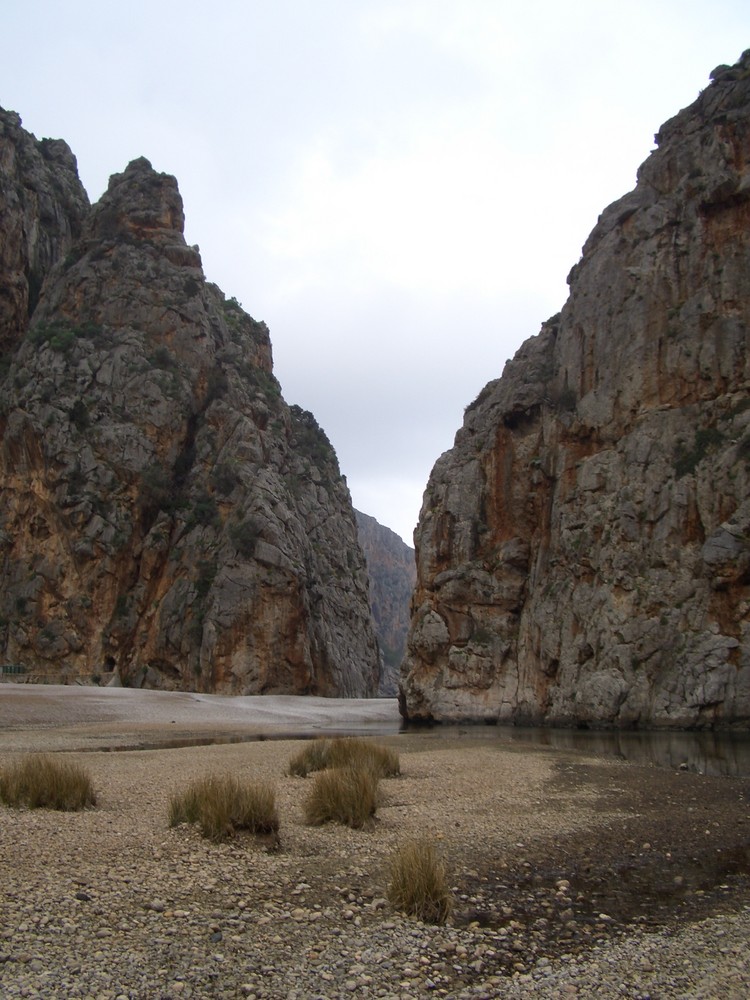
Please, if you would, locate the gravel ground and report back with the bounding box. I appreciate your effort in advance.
[1,688,749,998]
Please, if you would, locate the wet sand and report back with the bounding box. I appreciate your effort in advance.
[0,684,401,752]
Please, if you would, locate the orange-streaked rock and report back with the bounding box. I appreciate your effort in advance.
[0,120,378,696]
[400,51,750,728]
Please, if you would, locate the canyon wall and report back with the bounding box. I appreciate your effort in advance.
[0,109,379,695]
[355,510,416,695]
[400,52,750,728]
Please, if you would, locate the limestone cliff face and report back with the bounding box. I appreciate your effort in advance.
[400,52,750,729]
[0,109,89,357]
[0,111,379,696]
[355,510,416,695]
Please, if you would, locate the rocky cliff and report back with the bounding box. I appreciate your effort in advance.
[0,110,89,358]
[0,108,379,696]
[355,510,416,695]
[400,52,750,729]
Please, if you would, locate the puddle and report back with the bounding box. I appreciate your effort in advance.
[571,841,750,923]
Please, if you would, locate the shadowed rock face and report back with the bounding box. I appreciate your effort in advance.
[355,510,416,695]
[0,110,89,356]
[0,111,379,696]
[400,52,750,729]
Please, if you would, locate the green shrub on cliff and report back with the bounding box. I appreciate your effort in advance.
[229,517,261,557]
[28,320,105,353]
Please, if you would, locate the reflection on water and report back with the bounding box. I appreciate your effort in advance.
[402,722,750,778]
[98,718,750,777]
[510,726,750,777]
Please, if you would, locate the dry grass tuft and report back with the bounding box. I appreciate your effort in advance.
[387,838,452,924]
[289,737,400,779]
[288,738,331,777]
[303,765,379,828]
[169,774,279,843]
[0,754,96,811]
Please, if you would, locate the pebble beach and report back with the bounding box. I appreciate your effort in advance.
[0,686,748,999]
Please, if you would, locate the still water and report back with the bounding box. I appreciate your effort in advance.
[400,722,750,778]
[119,720,750,778]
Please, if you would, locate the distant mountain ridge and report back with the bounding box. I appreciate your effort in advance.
[355,510,416,696]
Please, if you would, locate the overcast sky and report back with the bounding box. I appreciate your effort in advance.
[4,2,749,544]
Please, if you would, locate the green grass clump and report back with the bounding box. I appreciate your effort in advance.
[289,737,400,779]
[169,774,279,843]
[303,765,379,829]
[387,839,452,925]
[0,754,96,811]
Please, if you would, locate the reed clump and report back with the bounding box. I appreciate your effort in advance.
[0,754,96,811]
[169,774,279,843]
[387,838,452,925]
[303,765,379,829]
[288,737,400,779]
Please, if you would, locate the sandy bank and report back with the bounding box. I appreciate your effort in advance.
[0,684,400,752]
